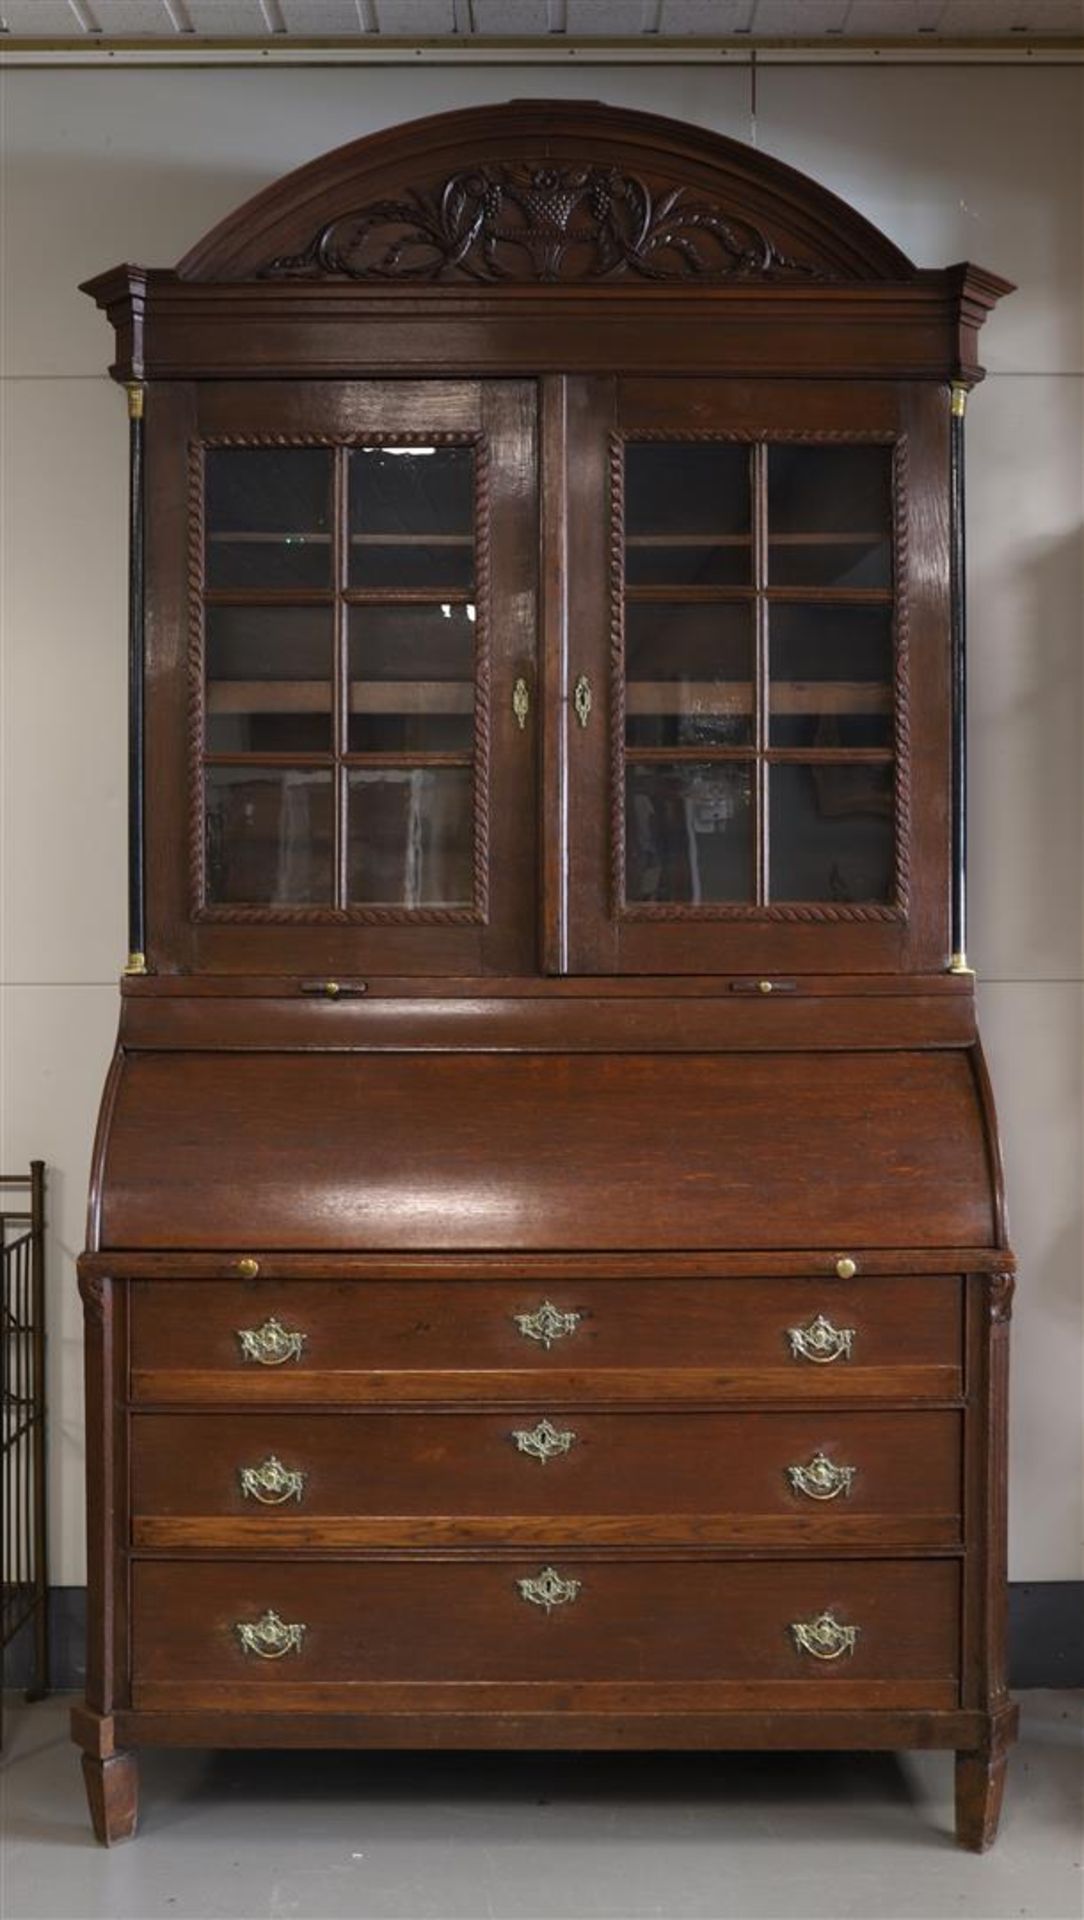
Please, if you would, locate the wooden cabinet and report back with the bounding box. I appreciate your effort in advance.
[74,101,1016,1850]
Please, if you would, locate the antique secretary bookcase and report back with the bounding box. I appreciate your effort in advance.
[75,101,1016,1848]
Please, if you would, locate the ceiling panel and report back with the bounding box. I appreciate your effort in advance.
[181,0,275,32]
[0,1,90,30]
[371,0,457,30]
[565,1,649,32]
[1,0,1080,34]
[89,1,178,29]
[471,0,554,31]
[842,1,948,31]
[278,0,369,29]
[749,1,850,30]
[937,0,1084,26]
[659,2,758,30]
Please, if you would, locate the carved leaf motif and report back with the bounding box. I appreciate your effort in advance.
[262,162,830,286]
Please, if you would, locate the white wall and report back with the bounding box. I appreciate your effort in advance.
[1,61,1081,1585]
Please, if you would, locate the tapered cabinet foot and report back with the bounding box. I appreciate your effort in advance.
[82,1750,139,1846]
[955,1745,1008,1852]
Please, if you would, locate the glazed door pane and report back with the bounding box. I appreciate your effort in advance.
[346,605,476,755]
[204,606,335,755]
[563,377,948,975]
[204,447,332,588]
[348,446,475,589]
[145,380,537,976]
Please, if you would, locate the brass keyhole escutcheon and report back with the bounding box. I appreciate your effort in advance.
[573,675,592,728]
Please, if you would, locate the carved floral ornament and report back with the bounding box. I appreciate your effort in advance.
[262,160,832,286]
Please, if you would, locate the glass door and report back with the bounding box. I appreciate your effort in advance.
[145,381,537,977]
[565,378,948,975]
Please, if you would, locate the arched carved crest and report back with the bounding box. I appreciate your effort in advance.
[178,101,915,286]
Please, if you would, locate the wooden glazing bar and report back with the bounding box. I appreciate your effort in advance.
[206,682,476,714]
[342,588,476,606]
[204,588,335,606]
[622,747,895,764]
[202,752,334,768]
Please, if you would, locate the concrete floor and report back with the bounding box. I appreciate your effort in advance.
[1,1694,1081,1920]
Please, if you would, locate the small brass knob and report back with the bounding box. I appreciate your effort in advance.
[237,1256,261,1279]
[835,1256,858,1281]
[758,980,774,995]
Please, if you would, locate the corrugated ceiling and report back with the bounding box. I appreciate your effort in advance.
[1,0,1081,42]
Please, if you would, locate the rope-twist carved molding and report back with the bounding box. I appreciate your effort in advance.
[261,162,834,286]
[891,436,913,921]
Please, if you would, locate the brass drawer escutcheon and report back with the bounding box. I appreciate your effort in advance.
[516,1566,582,1613]
[512,1301,583,1351]
[787,1313,855,1365]
[238,1455,307,1505]
[787,1452,856,1502]
[573,674,592,728]
[790,1610,859,1661]
[511,1418,577,1464]
[236,1317,307,1367]
[234,1608,307,1660]
[512,676,530,730]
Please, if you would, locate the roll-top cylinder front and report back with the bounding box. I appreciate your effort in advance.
[98,1047,996,1252]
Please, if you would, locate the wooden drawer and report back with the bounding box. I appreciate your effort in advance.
[130,1409,962,1549]
[130,1558,961,1712]
[129,1276,963,1405]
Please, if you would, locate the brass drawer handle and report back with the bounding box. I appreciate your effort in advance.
[238,1455,307,1505]
[513,1300,583,1351]
[573,674,592,728]
[787,1452,856,1502]
[511,1418,577,1464]
[517,1566,582,1613]
[235,1608,307,1660]
[791,1610,859,1661]
[512,676,530,730]
[236,1317,307,1367]
[788,1313,855,1365]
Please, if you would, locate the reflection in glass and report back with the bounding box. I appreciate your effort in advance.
[347,767,473,906]
[625,441,752,587]
[625,602,754,749]
[626,761,753,904]
[205,606,333,753]
[205,768,333,905]
[348,603,476,753]
[205,448,331,588]
[768,444,892,589]
[769,762,894,903]
[769,603,893,749]
[349,446,474,588]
